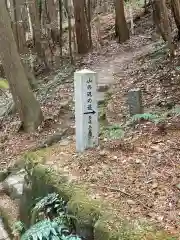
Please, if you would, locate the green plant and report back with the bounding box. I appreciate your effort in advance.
[102,124,125,140]
[0,79,9,89]
[126,113,166,126]
[33,193,67,219]
[12,221,25,236]
[20,219,69,240]
[170,105,180,116]
[16,193,82,240]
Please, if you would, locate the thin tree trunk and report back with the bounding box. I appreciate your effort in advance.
[65,0,73,63]
[59,0,63,58]
[160,0,175,56]
[0,0,43,132]
[85,0,92,48]
[171,0,180,39]
[46,0,59,44]
[153,0,175,56]
[73,0,90,54]
[115,0,129,43]
[27,0,48,68]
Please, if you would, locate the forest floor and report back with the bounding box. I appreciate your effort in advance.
[1,7,180,236]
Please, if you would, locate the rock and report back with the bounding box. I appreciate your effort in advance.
[127,199,136,205]
[97,84,109,92]
[99,150,107,156]
[151,182,158,189]
[59,139,71,146]
[135,159,142,164]
[0,218,10,240]
[2,169,26,200]
[0,170,9,182]
[0,183,5,195]
[176,183,180,190]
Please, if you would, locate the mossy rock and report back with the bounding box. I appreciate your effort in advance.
[67,191,101,240]
[19,164,69,227]
[0,196,19,238]
[0,169,10,182]
[0,207,13,238]
[17,150,179,240]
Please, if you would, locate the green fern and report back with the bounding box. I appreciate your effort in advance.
[33,193,67,218]
[12,221,25,235]
[131,113,158,122]
[103,124,125,140]
[61,235,82,240]
[20,219,69,240]
[170,105,180,116]
[126,113,167,126]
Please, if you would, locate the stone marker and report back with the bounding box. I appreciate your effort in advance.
[128,88,143,116]
[74,69,98,152]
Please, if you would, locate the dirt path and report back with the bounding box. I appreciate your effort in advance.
[94,42,155,87]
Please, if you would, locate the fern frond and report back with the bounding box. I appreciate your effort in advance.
[21,219,64,240]
[102,124,125,140]
[170,105,180,116]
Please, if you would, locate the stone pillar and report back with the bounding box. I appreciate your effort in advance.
[74,69,98,152]
[128,88,143,116]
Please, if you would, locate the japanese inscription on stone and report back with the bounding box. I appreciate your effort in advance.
[74,69,98,152]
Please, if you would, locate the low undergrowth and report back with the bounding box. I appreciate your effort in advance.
[101,105,180,140]
[12,193,81,240]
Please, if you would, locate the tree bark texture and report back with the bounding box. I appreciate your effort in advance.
[0,0,43,132]
[115,0,130,43]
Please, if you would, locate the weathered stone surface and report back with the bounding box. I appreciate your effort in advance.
[128,88,143,116]
[2,169,25,199]
[0,218,10,240]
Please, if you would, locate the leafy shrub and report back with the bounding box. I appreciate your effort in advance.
[102,124,125,140]
[13,193,81,240]
[32,193,67,219]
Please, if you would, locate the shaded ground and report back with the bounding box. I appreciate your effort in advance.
[1,8,180,236]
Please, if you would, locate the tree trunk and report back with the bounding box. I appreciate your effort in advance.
[0,0,43,132]
[46,0,59,44]
[153,0,175,56]
[64,0,73,63]
[27,0,48,68]
[171,0,180,39]
[115,0,129,43]
[85,0,92,48]
[73,0,90,54]
[59,0,63,58]
[160,0,175,56]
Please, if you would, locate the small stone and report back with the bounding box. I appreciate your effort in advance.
[97,84,109,92]
[2,170,25,200]
[0,183,5,195]
[127,199,136,205]
[113,156,118,160]
[135,159,141,164]
[0,170,9,182]
[59,139,70,146]
[0,218,10,240]
[152,182,158,189]
[99,150,107,157]
[176,183,180,190]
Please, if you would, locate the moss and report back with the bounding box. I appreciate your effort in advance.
[0,169,10,182]
[94,217,118,240]
[17,150,179,240]
[67,191,101,240]
[67,191,101,224]
[0,206,15,238]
